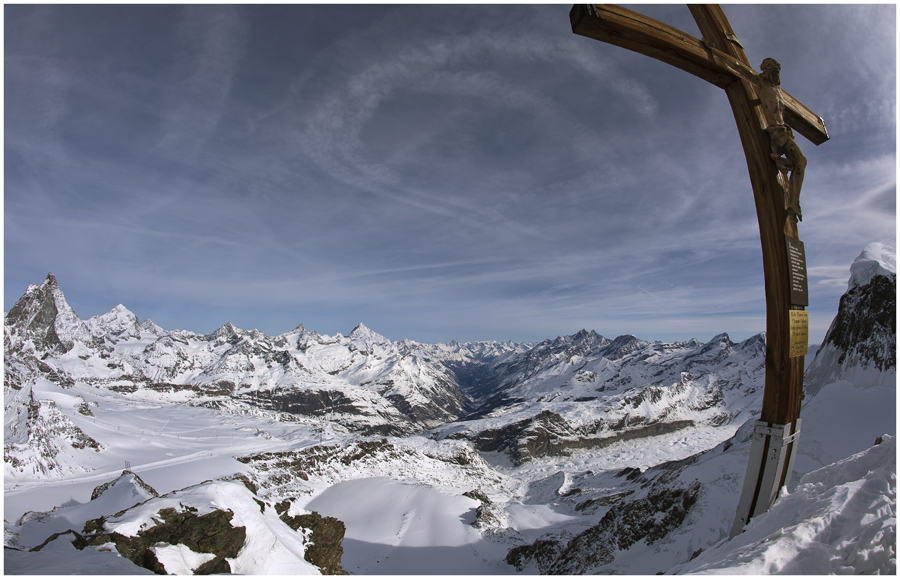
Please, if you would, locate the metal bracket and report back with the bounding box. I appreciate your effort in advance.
[729,418,801,539]
[725,32,745,49]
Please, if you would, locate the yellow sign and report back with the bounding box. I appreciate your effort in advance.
[789,310,809,358]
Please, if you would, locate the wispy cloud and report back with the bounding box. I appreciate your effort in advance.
[291,24,651,241]
[4,5,894,345]
[151,6,246,163]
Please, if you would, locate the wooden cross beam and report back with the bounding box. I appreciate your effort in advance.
[570,5,828,145]
[570,4,829,535]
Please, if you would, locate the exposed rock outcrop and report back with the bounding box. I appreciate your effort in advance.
[506,481,702,573]
[91,470,159,501]
[806,244,896,396]
[82,507,245,575]
[280,510,345,575]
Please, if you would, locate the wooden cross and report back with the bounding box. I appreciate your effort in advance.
[570,4,829,536]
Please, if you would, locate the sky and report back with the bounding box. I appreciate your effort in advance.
[4,3,896,345]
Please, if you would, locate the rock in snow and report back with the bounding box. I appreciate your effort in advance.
[3,244,895,574]
[7,475,341,575]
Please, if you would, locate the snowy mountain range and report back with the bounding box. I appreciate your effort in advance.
[4,243,895,574]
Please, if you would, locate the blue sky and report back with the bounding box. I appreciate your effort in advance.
[5,4,896,344]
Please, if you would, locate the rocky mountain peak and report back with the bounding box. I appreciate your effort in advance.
[602,334,645,359]
[206,322,242,343]
[805,244,896,396]
[87,304,141,341]
[739,332,766,354]
[5,272,92,353]
[698,333,734,354]
[138,318,166,335]
[348,323,390,346]
[708,332,732,344]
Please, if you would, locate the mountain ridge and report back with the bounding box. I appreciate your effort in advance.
[4,273,766,449]
[4,243,895,575]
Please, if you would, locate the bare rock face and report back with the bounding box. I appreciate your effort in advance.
[82,507,246,575]
[506,481,701,573]
[805,248,896,398]
[280,510,345,575]
[5,273,93,353]
[826,274,895,370]
[463,489,503,529]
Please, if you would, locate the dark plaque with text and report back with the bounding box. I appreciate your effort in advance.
[785,235,809,306]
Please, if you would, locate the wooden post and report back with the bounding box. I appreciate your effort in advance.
[569,4,828,535]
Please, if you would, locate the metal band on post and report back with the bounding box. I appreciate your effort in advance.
[730,418,802,538]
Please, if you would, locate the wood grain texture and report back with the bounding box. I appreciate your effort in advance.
[570,5,829,145]
[570,4,824,428]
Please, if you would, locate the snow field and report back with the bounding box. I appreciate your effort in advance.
[151,544,216,575]
[303,477,516,574]
[4,378,324,521]
[795,378,896,475]
[677,435,896,574]
[6,380,896,575]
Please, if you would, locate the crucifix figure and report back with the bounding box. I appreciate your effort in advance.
[757,57,807,221]
[570,4,828,537]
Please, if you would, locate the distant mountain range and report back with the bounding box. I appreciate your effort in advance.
[4,269,767,461]
[4,242,895,574]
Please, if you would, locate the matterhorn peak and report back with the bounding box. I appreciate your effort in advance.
[5,272,93,353]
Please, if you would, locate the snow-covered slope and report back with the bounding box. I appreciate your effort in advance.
[4,244,895,575]
[673,435,896,575]
[4,384,101,476]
